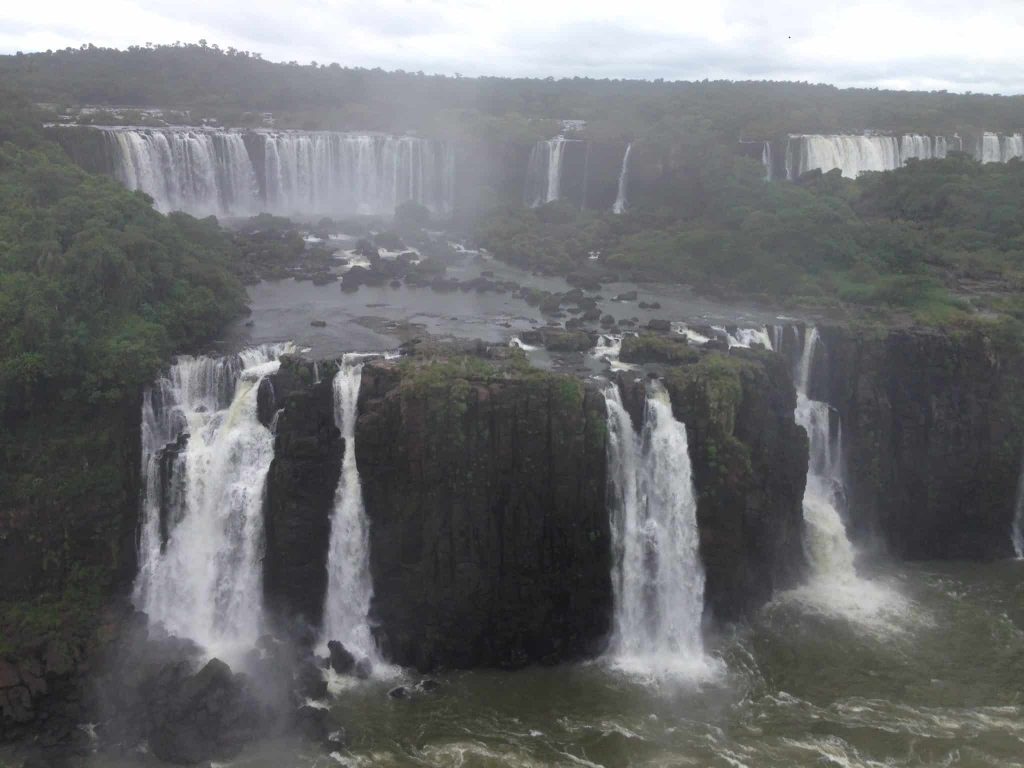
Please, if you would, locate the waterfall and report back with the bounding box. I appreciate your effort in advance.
[1012,459,1024,559]
[94,126,455,217]
[976,133,1024,163]
[790,329,904,624]
[603,381,715,679]
[525,137,570,206]
[133,344,291,661]
[612,143,632,214]
[786,134,952,179]
[320,355,382,671]
[762,140,773,180]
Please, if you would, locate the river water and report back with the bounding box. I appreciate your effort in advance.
[81,559,1024,768]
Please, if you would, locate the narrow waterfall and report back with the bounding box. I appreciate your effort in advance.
[795,329,857,577]
[762,140,773,180]
[134,344,291,660]
[612,143,632,214]
[791,329,903,623]
[92,126,455,217]
[604,381,714,678]
[1011,458,1024,559]
[320,355,382,671]
[525,137,569,206]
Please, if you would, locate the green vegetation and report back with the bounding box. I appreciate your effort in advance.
[6,44,1024,141]
[0,94,246,653]
[478,153,1024,325]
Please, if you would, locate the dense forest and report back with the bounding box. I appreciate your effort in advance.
[477,152,1024,325]
[5,43,1024,143]
[0,92,246,651]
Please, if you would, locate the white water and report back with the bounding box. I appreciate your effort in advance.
[789,329,905,626]
[785,134,947,179]
[762,140,773,180]
[612,143,632,214]
[1011,458,1024,559]
[525,137,571,206]
[96,127,455,217]
[976,133,1024,164]
[320,355,384,672]
[134,344,291,661]
[604,381,716,680]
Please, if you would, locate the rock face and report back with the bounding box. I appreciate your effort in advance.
[658,351,809,621]
[355,356,612,670]
[263,357,343,632]
[817,325,1024,560]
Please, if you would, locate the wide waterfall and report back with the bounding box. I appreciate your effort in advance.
[93,126,455,218]
[133,344,291,661]
[320,355,383,672]
[603,381,715,679]
[785,134,947,179]
[976,133,1024,163]
[524,137,570,206]
[612,143,632,214]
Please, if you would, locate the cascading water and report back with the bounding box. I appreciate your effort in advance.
[785,134,948,179]
[134,344,291,661]
[320,355,383,672]
[612,143,632,214]
[762,140,773,180]
[524,137,570,206]
[790,329,905,625]
[603,381,715,679]
[976,133,1024,164]
[92,126,455,217]
[1011,459,1024,559]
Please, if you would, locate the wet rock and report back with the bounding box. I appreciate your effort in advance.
[310,320,327,328]
[581,308,602,322]
[294,660,328,700]
[326,641,355,675]
[417,679,441,692]
[613,290,637,302]
[387,686,409,700]
[647,318,671,332]
[311,272,337,286]
[600,314,616,328]
[353,658,373,680]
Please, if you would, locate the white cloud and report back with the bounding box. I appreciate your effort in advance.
[1,0,1023,93]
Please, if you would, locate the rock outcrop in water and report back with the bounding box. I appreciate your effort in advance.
[816,325,1024,560]
[353,345,612,670]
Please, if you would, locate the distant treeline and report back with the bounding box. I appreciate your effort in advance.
[4,43,1024,144]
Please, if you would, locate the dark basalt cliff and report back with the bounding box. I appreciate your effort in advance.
[262,357,343,632]
[354,353,612,671]
[817,325,1024,560]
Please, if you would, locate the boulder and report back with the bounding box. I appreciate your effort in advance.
[326,641,355,675]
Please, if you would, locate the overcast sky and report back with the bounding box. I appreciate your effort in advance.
[3,0,1024,94]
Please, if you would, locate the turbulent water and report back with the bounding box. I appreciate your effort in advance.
[604,382,714,680]
[90,558,1024,768]
[612,143,632,214]
[320,355,384,671]
[525,137,572,206]
[96,127,455,217]
[133,344,291,661]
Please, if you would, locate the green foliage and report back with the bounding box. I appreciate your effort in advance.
[477,155,1024,324]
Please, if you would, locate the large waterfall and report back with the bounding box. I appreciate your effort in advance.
[785,134,947,179]
[524,137,571,206]
[93,126,455,218]
[134,344,290,660]
[320,355,383,672]
[612,143,632,214]
[976,133,1024,164]
[603,381,715,679]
